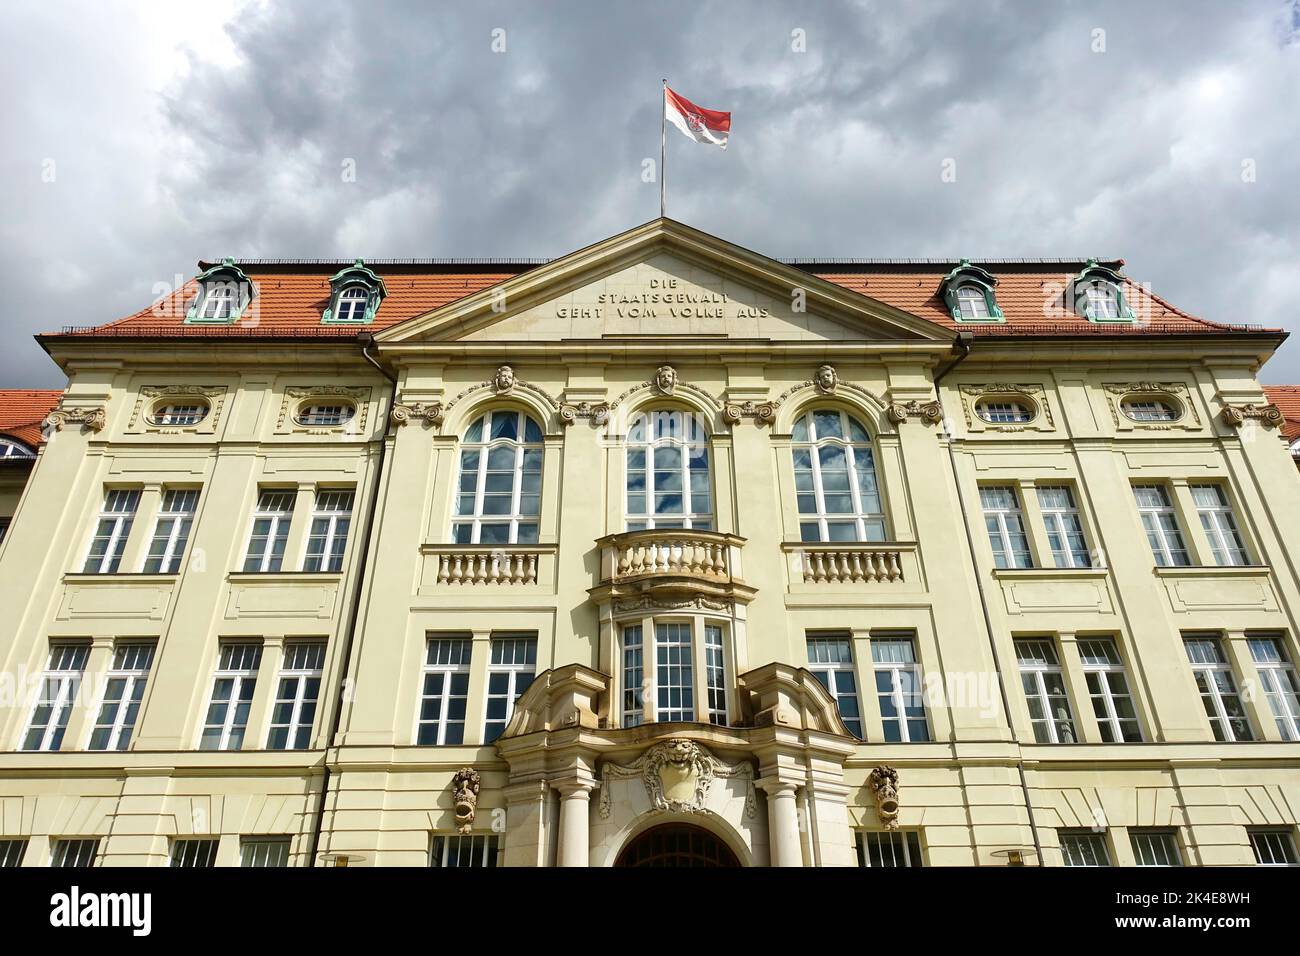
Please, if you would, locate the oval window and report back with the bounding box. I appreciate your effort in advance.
[975,398,1035,424]
[149,401,209,427]
[297,402,355,427]
[1120,397,1181,423]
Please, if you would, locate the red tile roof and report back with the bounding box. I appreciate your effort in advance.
[0,389,62,448]
[1263,386,1300,446]
[42,258,1280,342]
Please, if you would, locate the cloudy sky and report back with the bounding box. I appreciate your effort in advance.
[3,0,1299,386]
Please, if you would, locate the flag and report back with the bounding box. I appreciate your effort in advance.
[664,86,731,149]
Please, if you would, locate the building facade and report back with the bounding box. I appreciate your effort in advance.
[1,219,1299,868]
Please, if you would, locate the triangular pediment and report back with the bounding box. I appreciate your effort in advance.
[376,218,951,345]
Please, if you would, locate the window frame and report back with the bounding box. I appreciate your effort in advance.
[199,643,263,751]
[483,634,537,743]
[624,408,712,531]
[654,621,696,723]
[88,642,155,751]
[975,399,1035,424]
[979,485,1033,569]
[1183,634,1254,742]
[1036,485,1092,569]
[1132,483,1191,567]
[429,833,499,867]
[1014,638,1077,744]
[416,637,472,745]
[1077,637,1143,742]
[50,838,100,868]
[242,489,296,573]
[1120,397,1181,423]
[82,488,141,574]
[266,642,325,751]
[1058,829,1112,866]
[806,634,864,739]
[1248,635,1300,741]
[1249,828,1299,866]
[791,408,887,543]
[1129,828,1183,867]
[0,839,28,867]
[303,488,354,573]
[1190,483,1249,566]
[855,830,924,867]
[241,836,292,867]
[0,437,35,459]
[332,285,371,324]
[142,487,199,574]
[452,408,544,545]
[170,838,219,868]
[871,634,930,743]
[148,401,209,427]
[295,403,356,428]
[21,643,90,752]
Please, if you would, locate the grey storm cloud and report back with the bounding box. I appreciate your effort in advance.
[2,0,1298,385]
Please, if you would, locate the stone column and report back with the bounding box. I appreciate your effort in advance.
[757,780,802,867]
[555,780,593,867]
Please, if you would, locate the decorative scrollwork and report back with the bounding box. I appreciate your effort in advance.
[886,400,943,426]
[598,738,756,820]
[391,401,445,427]
[559,401,611,427]
[868,765,900,830]
[722,400,777,426]
[451,767,481,834]
[1221,403,1284,429]
[44,404,106,434]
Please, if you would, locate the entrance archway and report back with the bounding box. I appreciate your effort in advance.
[614,823,741,867]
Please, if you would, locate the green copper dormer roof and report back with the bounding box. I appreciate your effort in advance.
[328,258,388,297]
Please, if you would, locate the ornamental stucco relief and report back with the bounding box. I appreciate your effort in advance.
[598,738,757,820]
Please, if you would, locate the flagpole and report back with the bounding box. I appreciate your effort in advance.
[660,78,667,218]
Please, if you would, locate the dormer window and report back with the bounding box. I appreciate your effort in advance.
[186,258,256,325]
[940,261,1003,323]
[955,285,990,320]
[322,260,386,325]
[334,286,370,323]
[1071,260,1135,322]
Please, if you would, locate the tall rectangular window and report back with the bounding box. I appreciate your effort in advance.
[855,831,923,867]
[1249,828,1298,866]
[621,625,644,728]
[1036,486,1091,568]
[200,643,262,751]
[1015,639,1076,743]
[170,839,218,868]
[703,624,728,726]
[51,839,99,868]
[807,635,862,738]
[980,486,1032,569]
[655,623,694,722]
[303,489,354,572]
[1248,635,1300,741]
[1132,484,1190,566]
[267,642,325,750]
[1130,829,1182,866]
[1078,638,1142,742]
[22,643,90,751]
[429,834,498,867]
[83,489,140,573]
[1184,634,1253,742]
[1190,484,1249,566]
[241,837,291,867]
[142,488,199,573]
[0,839,28,867]
[88,642,155,751]
[417,637,472,745]
[243,489,295,573]
[483,635,536,743]
[872,635,929,742]
[1059,830,1111,866]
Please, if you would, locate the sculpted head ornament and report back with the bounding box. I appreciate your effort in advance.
[493,365,516,394]
[815,364,838,395]
[654,365,678,396]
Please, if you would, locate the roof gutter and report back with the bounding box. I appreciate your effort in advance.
[932,330,1045,865]
[306,332,395,866]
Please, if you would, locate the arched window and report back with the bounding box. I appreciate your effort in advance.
[1083,281,1120,320]
[334,286,370,323]
[625,409,711,530]
[0,437,35,459]
[199,284,236,321]
[955,284,990,319]
[792,409,886,542]
[452,409,543,544]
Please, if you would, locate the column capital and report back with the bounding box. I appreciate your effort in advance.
[552,777,597,798]
[753,778,800,798]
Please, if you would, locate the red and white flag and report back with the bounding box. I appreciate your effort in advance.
[664,86,731,149]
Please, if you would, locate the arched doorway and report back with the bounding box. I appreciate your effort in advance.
[614,823,741,867]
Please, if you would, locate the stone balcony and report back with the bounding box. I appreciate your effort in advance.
[419,543,555,587]
[590,529,754,604]
[781,542,915,585]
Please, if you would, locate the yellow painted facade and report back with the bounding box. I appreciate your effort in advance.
[1,220,1298,867]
